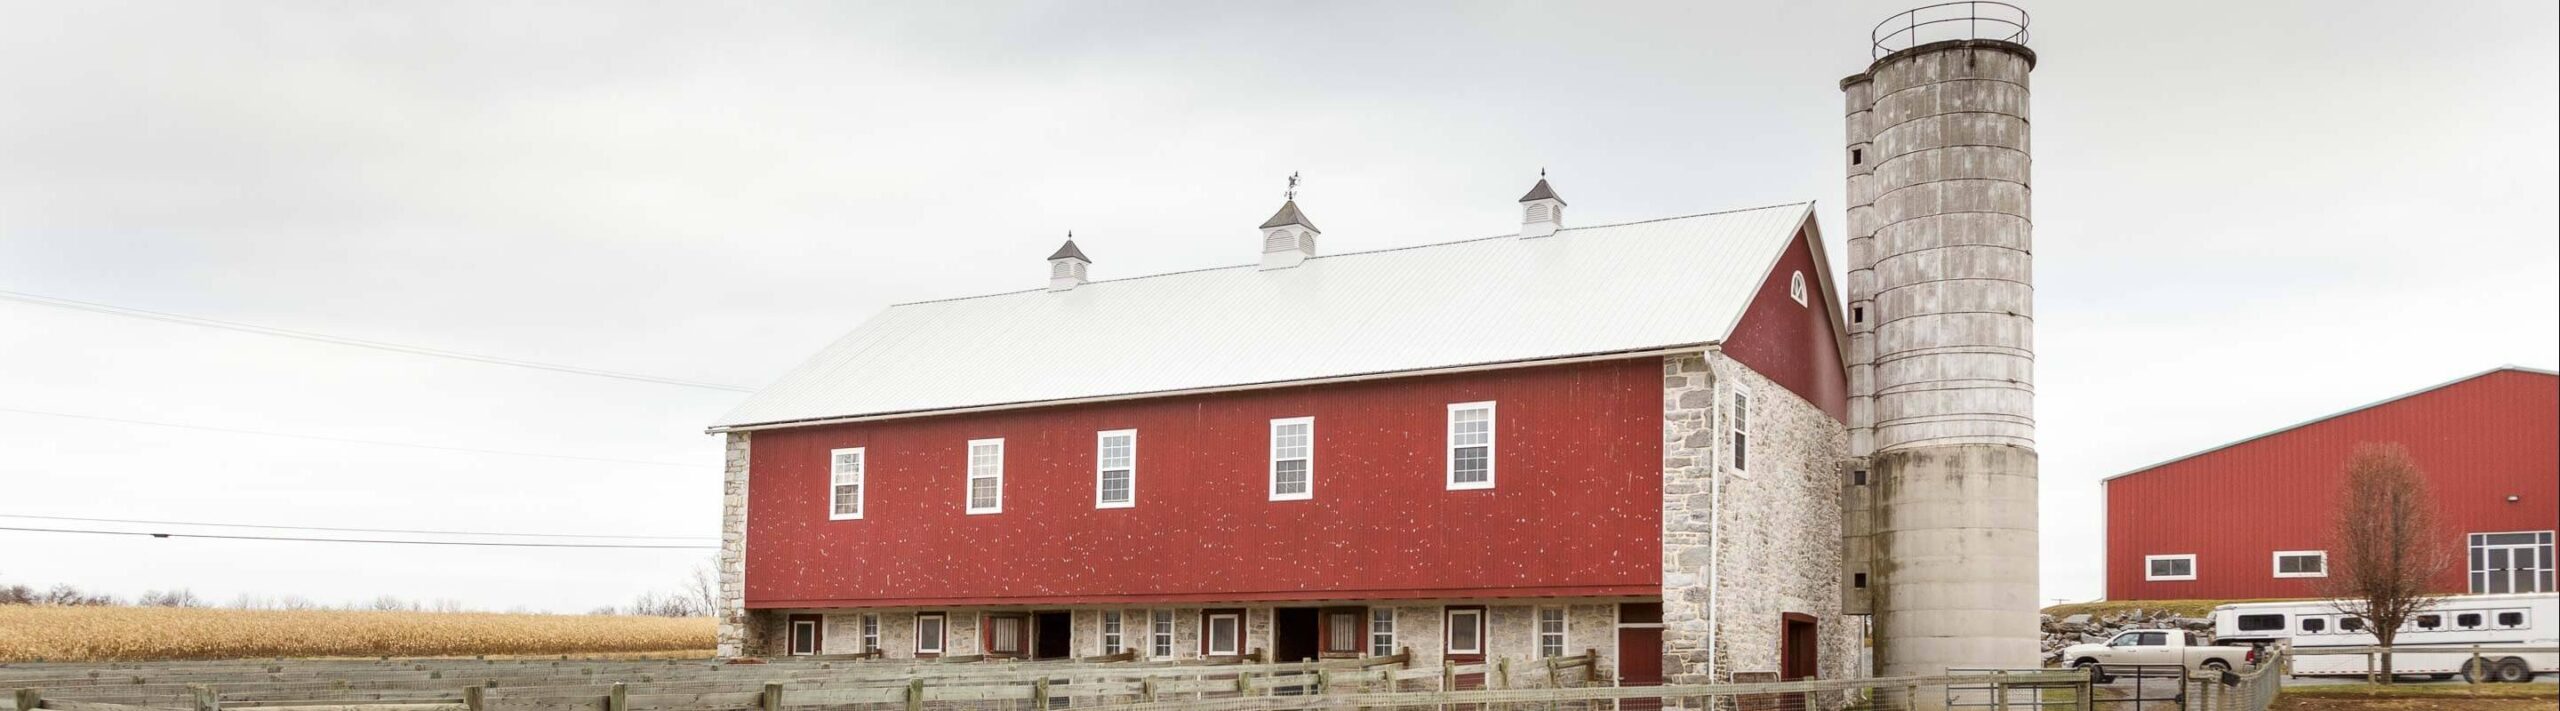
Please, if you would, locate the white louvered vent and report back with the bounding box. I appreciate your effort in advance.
[1789,271,1809,306]
[1525,203,1551,223]
[1264,229,1293,253]
[1052,261,1074,279]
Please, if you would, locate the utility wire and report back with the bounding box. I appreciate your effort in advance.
[0,287,756,393]
[0,514,713,541]
[0,525,717,550]
[0,406,694,468]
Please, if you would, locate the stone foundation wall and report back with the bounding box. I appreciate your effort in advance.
[716,432,758,658]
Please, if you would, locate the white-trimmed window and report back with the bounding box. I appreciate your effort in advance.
[1730,386,1752,472]
[860,613,880,653]
[1445,607,1484,656]
[1151,609,1175,658]
[2469,531,2555,594]
[828,447,865,520]
[1205,611,1243,656]
[1096,430,1136,508]
[1269,417,1314,501]
[1447,402,1496,490]
[1788,271,1809,306]
[1102,610,1124,653]
[2273,551,2327,578]
[965,438,1004,514]
[1537,607,1567,659]
[1369,608,1397,657]
[2146,554,2197,581]
[917,613,947,655]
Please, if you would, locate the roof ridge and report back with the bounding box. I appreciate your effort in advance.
[883,201,1814,308]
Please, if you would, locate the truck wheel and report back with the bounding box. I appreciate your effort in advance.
[2492,658,2531,683]
[2075,659,2112,684]
[2202,659,2231,673]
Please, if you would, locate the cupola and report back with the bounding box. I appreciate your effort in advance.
[1519,175,1566,238]
[1046,235,1090,291]
[1259,173,1321,270]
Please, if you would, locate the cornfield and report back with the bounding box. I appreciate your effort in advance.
[0,606,713,661]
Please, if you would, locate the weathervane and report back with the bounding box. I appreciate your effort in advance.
[1284,172,1300,201]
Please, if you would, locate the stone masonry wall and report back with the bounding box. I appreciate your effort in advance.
[716,432,765,658]
[1661,352,1856,684]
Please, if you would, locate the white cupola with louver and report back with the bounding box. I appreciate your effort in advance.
[1518,177,1566,239]
[1258,199,1321,270]
[1046,237,1091,291]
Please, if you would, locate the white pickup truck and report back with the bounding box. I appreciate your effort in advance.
[2062,629,2258,681]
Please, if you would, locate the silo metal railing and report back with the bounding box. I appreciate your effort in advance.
[1872,1,2031,58]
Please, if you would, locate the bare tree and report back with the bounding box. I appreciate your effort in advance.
[687,557,720,619]
[2321,443,2447,684]
[137,588,203,607]
[0,585,34,605]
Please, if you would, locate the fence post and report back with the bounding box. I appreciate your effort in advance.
[1140,677,1157,703]
[607,682,627,711]
[2469,645,2485,690]
[1032,677,1050,707]
[190,683,219,711]
[760,681,783,711]
[14,689,39,711]
[905,679,923,711]
[1992,669,2009,711]
[1239,670,1255,696]
[463,685,484,711]
[1497,657,1510,689]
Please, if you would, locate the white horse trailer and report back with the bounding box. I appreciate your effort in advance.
[2211,593,2557,681]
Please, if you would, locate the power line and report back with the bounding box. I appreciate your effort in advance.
[0,514,713,541]
[0,525,717,550]
[0,406,696,468]
[0,287,756,393]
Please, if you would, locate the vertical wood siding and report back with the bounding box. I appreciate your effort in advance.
[2104,369,2559,600]
[743,358,1664,608]
[1723,230,1850,421]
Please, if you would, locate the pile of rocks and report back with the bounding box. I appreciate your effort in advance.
[2039,609,2214,664]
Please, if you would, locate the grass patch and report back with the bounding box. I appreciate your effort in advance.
[2284,683,2555,699]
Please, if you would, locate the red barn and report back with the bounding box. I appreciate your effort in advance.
[707,180,1860,686]
[2102,367,2560,601]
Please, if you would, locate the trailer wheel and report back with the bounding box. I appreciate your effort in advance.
[2491,658,2531,683]
[2428,673,2454,681]
[2461,658,2492,684]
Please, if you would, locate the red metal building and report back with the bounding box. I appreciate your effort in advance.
[2103,367,2559,601]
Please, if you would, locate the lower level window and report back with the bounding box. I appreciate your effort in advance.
[788,616,819,656]
[2146,554,2196,581]
[1369,608,1397,657]
[1151,610,1175,658]
[1445,607,1484,656]
[1537,607,1566,658]
[860,613,881,653]
[1204,611,1243,656]
[987,613,1028,657]
[1102,610,1124,654]
[917,613,947,655]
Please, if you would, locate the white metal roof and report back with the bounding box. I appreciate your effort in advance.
[713,202,1816,430]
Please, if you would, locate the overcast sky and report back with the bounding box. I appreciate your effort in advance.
[2,1,2553,612]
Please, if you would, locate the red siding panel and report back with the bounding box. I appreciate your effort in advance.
[2104,369,2560,600]
[743,358,1665,609]
[1724,228,1850,421]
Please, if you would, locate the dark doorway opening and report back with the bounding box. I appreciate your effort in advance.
[1780,613,1819,680]
[1273,607,1321,663]
[1034,611,1072,660]
[1618,602,1665,711]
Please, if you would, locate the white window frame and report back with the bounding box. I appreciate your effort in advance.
[1151,609,1175,658]
[2272,550,2328,579]
[2468,530,2555,594]
[2146,554,2197,581]
[1730,385,1752,474]
[1102,610,1124,653]
[965,438,1004,515]
[1269,417,1314,502]
[1536,606,1567,659]
[788,617,819,656]
[916,613,947,654]
[1788,271,1809,306]
[1205,612,1243,656]
[1446,401,1497,490]
[1096,429,1137,509]
[1369,608,1397,658]
[860,613,880,653]
[1445,607,1485,655]
[828,447,866,521]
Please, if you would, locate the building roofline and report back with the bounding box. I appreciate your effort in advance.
[708,343,1718,433]
[2100,364,2560,484]
[884,201,1816,309]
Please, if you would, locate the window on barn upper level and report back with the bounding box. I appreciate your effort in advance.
[2146,554,2197,581]
[1789,271,1809,306]
[965,439,1004,514]
[1730,386,1752,473]
[829,447,865,520]
[1447,402,1495,490]
[2273,551,2327,578]
[1270,417,1314,501]
[1096,429,1136,509]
